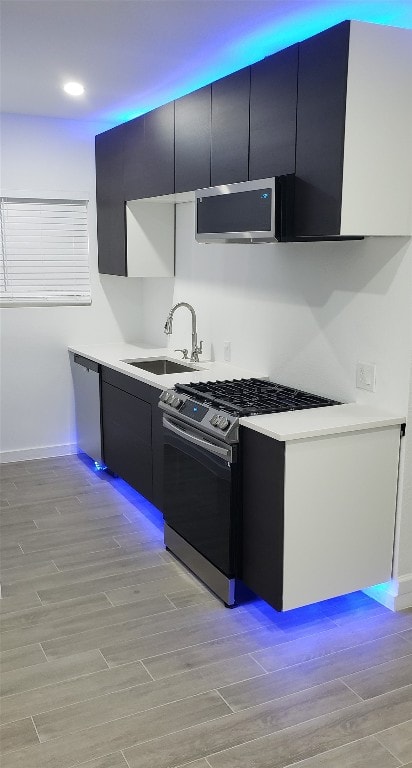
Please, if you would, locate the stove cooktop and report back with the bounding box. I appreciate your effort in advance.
[174,378,340,417]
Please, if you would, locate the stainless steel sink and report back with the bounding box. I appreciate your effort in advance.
[122,357,199,375]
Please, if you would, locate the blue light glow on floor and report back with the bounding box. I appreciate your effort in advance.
[79,453,390,619]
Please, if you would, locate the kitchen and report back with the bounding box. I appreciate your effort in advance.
[1,2,412,765]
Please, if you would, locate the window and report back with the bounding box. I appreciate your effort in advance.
[0,198,91,306]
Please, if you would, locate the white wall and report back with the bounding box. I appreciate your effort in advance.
[142,201,412,607]
[0,113,143,460]
[143,202,412,412]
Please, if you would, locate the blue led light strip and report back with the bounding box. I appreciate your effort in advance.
[107,2,412,125]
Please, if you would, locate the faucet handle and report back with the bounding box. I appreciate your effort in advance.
[190,340,203,363]
[175,348,189,360]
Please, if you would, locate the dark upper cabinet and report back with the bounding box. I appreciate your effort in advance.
[96,20,409,257]
[123,102,175,200]
[175,85,211,193]
[249,44,298,181]
[211,67,250,186]
[122,114,144,202]
[95,125,127,275]
[294,22,350,238]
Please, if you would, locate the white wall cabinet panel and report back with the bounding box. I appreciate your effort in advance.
[126,201,174,277]
[341,23,412,237]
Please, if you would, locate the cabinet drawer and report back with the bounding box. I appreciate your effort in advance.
[102,366,160,405]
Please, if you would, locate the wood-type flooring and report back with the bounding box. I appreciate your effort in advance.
[0,454,411,768]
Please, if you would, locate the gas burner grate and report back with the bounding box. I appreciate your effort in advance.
[175,378,340,417]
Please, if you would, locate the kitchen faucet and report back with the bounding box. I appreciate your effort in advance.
[164,302,203,362]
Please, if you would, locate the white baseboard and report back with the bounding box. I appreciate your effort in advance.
[0,443,77,464]
[364,574,412,611]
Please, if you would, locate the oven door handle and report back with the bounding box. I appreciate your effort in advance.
[163,415,234,463]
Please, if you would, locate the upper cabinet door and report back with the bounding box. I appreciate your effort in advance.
[211,67,250,186]
[294,22,350,238]
[123,115,144,202]
[95,125,127,276]
[175,85,211,193]
[123,102,175,200]
[249,45,298,181]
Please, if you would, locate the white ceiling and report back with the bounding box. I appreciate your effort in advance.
[1,0,411,128]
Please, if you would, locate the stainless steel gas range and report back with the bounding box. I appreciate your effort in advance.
[159,378,339,606]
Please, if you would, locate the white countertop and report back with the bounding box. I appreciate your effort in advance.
[68,341,266,391]
[68,342,406,441]
[240,403,406,442]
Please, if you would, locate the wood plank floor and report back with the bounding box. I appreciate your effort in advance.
[0,454,411,768]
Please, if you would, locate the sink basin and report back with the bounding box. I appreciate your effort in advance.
[122,357,198,375]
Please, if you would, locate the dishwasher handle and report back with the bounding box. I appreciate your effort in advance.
[163,415,234,464]
[73,354,99,373]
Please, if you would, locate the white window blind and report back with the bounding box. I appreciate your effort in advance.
[0,198,91,305]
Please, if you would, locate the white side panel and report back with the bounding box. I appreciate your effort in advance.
[283,426,400,610]
[364,574,412,611]
[341,23,412,236]
[126,201,175,277]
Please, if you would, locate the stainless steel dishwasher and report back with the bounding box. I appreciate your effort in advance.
[71,353,103,464]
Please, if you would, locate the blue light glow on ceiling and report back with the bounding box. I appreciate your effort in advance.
[111,1,412,125]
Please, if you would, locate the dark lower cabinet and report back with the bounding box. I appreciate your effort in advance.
[101,381,152,500]
[211,67,250,186]
[241,427,285,611]
[101,368,163,509]
[249,44,299,180]
[151,404,164,511]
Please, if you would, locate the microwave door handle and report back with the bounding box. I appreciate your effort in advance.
[163,416,232,462]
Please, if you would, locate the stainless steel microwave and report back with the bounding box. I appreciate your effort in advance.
[195,177,281,244]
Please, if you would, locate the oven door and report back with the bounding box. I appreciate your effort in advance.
[162,414,239,577]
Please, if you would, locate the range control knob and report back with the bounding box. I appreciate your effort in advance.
[218,417,230,431]
[170,395,182,409]
[159,390,169,402]
[210,414,219,426]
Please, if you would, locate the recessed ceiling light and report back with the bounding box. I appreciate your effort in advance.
[63,82,85,96]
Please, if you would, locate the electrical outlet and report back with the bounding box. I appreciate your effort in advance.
[356,362,376,392]
[223,341,231,362]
